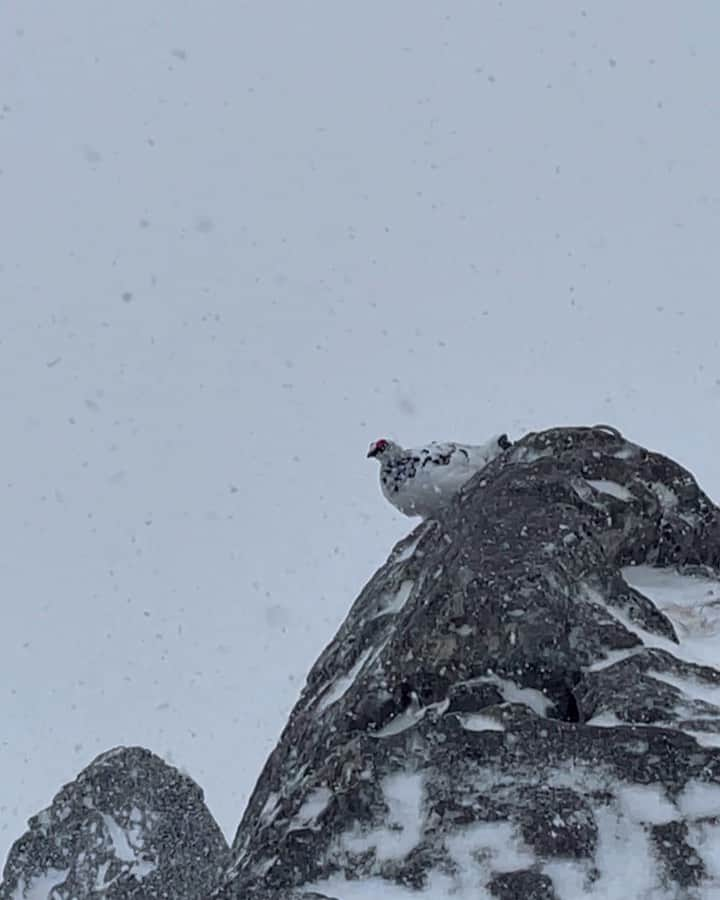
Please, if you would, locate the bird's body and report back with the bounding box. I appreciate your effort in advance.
[367,434,511,518]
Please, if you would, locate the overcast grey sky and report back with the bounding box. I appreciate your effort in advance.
[2,1,720,860]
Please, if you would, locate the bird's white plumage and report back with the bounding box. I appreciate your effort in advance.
[368,434,511,518]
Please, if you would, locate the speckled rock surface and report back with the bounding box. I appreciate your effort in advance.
[0,746,228,899]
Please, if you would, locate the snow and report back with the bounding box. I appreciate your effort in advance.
[548,807,668,898]
[586,479,633,502]
[650,482,680,512]
[616,785,677,825]
[688,821,720,883]
[258,791,281,826]
[292,786,332,829]
[339,772,424,862]
[374,697,450,738]
[71,813,156,886]
[372,580,414,619]
[393,534,424,564]
[378,772,425,861]
[94,861,113,891]
[677,781,720,819]
[305,874,462,900]
[477,675,554,717]
[446,821,535,875]
[326,802,534,898]
[4,0,720,883]
[583,576,720,675]
[101,813,133,861]
[685,731,720,749]
[622,566,720,665]
[460,713,505,732]
[12,869,69,900]
[587,647,642,673]
[646,669,720,710]
[585,711,624,727]
[316,646,377,713]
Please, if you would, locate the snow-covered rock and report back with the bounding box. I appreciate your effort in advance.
[367,434,511,518]
[0,746,228,900]
[214,426,720,900]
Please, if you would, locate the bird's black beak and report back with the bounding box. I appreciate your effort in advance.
[367,447,376,458]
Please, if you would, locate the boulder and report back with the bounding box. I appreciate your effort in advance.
[214,426,720,899]
[0,746,228,900]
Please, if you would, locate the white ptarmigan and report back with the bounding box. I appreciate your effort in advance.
[367,434,512,518]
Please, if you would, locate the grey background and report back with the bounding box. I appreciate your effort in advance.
[2,1,720,860]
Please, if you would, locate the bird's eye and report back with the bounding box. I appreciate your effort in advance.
[377,440,387,451]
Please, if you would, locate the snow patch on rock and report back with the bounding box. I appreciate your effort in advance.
[586,479,633,501]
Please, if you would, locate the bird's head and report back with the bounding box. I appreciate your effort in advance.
[367,438,400,460]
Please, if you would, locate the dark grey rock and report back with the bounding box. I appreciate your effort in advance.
[513,786,598,859]
[212,426,720,899]
[651,820,705,888]
[0,746,228,900]
[488,868,559,899]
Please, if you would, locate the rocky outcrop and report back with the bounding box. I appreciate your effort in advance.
[214,426,720,899]
[6,426,720,900]
[0,746,228,900]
